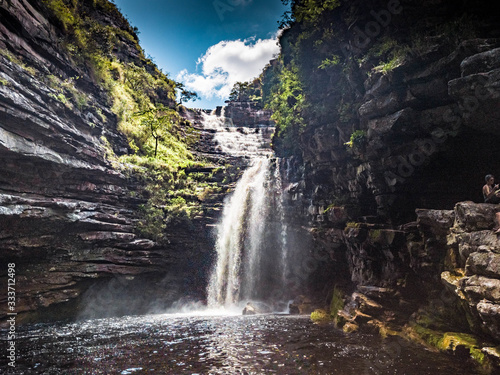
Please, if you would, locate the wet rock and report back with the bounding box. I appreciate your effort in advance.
[461,48,500,76]
[463,276,500,303]
[223,101,274,127]
[0,0,228,322]
[242,301,272,315]
[466,251,500,278]
[454,202,499,232]
[289,295,315,315]
[342,322,359,333]
[477,300,500,340]
[416,209,455,236]
[242,302,257,315]
[367,108,416,138]
[455,231,500,261]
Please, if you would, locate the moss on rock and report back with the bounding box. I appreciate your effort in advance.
[405,323,495,373]
[330,286,344,323]
[311,309,330,323]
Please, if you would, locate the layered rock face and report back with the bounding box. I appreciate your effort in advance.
[271,0,500,366]
[442,202,500,341]
[293,37,500,225]
[0,0,221,322]
[222,100,274,127]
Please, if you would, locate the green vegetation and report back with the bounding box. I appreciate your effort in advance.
[406,324,494,371]
[344,130,367,150]
[37,0,216,242]
[262,0,354,156]
[134,105,180,158]
[280,0,340,27]
[175,82,198,105]
[318,54,340,70]
[0,48,37,76]
[329,286,344,323]
[310,286,345,325]
[265,65,307,156]
[43,74,92,111]
[228,79,264,103]
[310,309,330,323]
[344,221,361,230]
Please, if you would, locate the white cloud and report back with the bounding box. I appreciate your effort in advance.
[176,36,280,101]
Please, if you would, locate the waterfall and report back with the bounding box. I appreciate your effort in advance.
[203,111,290,309]
[201,111,272,158]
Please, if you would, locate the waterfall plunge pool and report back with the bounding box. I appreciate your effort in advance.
[2,312,479,374]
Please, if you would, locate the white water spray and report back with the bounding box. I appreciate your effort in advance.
[204,111,290,309]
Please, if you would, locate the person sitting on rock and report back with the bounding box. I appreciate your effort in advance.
[483,174,500,204]
[483,174,500,234]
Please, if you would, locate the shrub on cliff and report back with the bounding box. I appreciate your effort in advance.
[39,0,215,241]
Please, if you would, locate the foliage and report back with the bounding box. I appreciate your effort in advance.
[265,0,485,162]
[262,1,353,157]
[279,0,340,28]
[175,82,198,104]
[229,79,262,103]
[369,39,411,74]
[294,0,340,25]
[265,65,307,156]
[318,55,340,70]
[344,130,367,150]
[44,74,90,111]
[0,48,36,76]
[38,0,208,239]
[124,156,231,242]
[135,104,179,158]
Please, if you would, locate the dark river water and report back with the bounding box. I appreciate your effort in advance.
[1,312,479,374]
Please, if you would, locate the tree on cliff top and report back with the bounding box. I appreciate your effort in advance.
[229,79,262,103]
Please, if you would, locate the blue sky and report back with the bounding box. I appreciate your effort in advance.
[113,0,288,109]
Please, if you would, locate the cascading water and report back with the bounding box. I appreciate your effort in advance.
[203,110,290,309]
[201,109,272,158]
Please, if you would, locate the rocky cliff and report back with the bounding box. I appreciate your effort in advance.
[265,0,500,370]
[0,0,232,323]
[222,100,274,127]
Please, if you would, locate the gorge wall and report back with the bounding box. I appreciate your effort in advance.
[262,0,500,369]
[0,0,235,323]
[222,100,274,127]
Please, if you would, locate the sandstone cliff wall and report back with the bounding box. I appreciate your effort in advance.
[272,0,500,368]
[0,0,225,323]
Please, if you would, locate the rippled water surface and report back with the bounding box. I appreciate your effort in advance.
[3,313,479,374]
